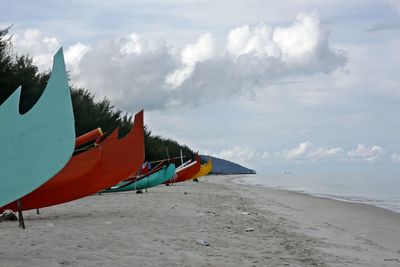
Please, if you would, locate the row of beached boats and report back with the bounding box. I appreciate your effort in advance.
[103,155,212,193]
[0,48,212,227]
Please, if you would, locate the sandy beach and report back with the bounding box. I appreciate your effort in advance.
[1,175,400,267]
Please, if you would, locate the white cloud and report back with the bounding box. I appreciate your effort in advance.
[277,141,313,160]
[165,11,346,105]
[65,42,90,69]
[71,36,174,111]
[390,153,400,162]
[11,29,90,73]
[206,141,396,168]
[166,33,216,88]
[347,144,385,162]
[275,141,344,162]
[212,146,269,165]
[212,141,346,165]
[119,33,142,55]
[273,12,321,63]
[11,29,60,71]
[226,24,279,59]
[224,12,333,66]
[10,11,346,112]
[181,33,216,66]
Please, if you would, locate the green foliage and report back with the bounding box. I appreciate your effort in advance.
[71,88,133,137]
[144,127,194,164]
[0,27,195,163]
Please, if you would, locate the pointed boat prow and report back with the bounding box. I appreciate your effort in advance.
[0,48,75,207]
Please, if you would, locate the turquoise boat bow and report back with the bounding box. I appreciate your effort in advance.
[103,163,176,193]
[0,48,75,207]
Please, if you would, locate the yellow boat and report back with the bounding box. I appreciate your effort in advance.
[191,157,213,180]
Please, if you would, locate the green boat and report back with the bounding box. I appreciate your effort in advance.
[103,163,176,193]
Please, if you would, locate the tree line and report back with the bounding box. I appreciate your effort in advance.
[0,27,194,164]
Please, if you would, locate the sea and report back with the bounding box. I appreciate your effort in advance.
[233,171,400,214]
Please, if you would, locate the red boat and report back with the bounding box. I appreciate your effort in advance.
[164,154,201,184]
[1,110,144,212]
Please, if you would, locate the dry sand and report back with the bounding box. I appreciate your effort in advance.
[1,175,399,266]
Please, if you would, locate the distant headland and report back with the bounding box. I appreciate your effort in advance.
[200,155,256,175]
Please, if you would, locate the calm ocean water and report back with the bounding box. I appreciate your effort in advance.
[233,172,400,213]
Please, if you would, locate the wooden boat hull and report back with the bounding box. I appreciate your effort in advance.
[165,155,201,184]
[103,163,176,193]
[192,157,213,180]
[0,111,144,212]
[0,48,75,207]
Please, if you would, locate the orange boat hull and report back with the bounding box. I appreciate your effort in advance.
[75,127,103,147]
[1,110,144,212]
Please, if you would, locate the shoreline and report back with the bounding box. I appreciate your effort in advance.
[219,175,400,265]
[231,175,400,215]
[1,175,399,266]
[232,174,400,215]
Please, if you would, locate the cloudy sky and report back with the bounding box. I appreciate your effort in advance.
[1,0,400,174]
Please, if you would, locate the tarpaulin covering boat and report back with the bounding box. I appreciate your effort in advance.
[0,48,75,207]
[0,110,144,212]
